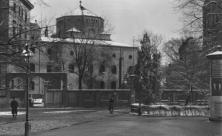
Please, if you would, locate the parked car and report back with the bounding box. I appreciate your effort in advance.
[29,94,44,107]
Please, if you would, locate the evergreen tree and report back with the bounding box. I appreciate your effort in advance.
[128,32,162,104]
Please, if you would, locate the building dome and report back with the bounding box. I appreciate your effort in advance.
[55,1,106,39]
[72,5,98,17]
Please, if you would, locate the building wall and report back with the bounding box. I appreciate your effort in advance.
[0,0,33,95]
[203,0,222,51]
[31,42,138,90]
[56,15,104,37]
[0,0,9,42]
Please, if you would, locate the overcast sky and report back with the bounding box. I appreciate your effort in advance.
[30,0,182,45]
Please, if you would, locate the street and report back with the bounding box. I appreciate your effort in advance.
[35,114,222,136]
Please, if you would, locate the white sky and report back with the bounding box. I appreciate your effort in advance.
[30,0,182,45]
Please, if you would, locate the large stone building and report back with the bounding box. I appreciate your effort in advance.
[0,0,34,42]
[0,0,34,106]
[0,2,137,107]
[203,0,222,51]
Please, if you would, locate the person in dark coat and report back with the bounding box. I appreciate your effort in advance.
[10,97,19,118]
[108,95,114,114]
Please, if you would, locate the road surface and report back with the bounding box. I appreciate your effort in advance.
[35,114,222,136]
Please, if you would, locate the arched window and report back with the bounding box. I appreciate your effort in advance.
[68,64,74,73]
[111,65,117,74]
[111,81,116,89]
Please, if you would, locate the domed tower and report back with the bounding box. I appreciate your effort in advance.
[203,0,222,51]
[55,1,110,40]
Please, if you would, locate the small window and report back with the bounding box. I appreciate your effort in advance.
[111,65,117,74]
[99,64,105,73]
[30,63,35,72]
[112,54,116,58]
[11,79,14,89]
[68,64,74,73]
[47,65,52,72]
[129,55,132,59]
[70,51,74,56]
[100,81,105,89]
[111,81,116,89]
[47,48,52,55]
[30,81,35,90]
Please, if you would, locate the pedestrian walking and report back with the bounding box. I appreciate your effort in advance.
[108,95,114,114]
[10,97,19,118]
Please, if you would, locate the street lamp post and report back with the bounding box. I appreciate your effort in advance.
[22,44,33,136]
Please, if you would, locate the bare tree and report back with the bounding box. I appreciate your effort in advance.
[175,0,204,35]
[163,37,209,104]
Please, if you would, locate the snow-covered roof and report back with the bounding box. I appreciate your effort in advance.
[72,6,98,17]
[66,27,80,32]
[207,51,222,56]
[41,37,138,48]
[207,51,222,59]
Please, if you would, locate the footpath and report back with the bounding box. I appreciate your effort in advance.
[0,108,129,136]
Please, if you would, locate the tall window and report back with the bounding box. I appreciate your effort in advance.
[100,81,105,89]
[111,65,117,74]
[19,24,22,38]
[70,51,74,56]
[111,81,116,89]
[12,20,16,37]
[11,79,14,89]
[25,12,27,22]
[47,65,52,72]
[30,81,35,90]
[47,48,52,55]
[68,64,74,73]
[99,64,105,73]
[30,63,35,72]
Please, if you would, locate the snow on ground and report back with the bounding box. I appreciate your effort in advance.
[0,111,25,116]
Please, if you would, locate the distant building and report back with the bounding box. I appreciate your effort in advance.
[0,0,34,43]
[0,0,34,105]
[2,2,137,106]
[203,0,222,51]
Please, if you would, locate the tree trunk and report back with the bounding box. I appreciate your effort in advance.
[77,76,82,106]
[78,76,82,89]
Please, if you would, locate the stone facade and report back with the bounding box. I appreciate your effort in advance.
[0,0,34,100]
[0,0,33,42]
[203,0,222,51]
[1,2,138,106]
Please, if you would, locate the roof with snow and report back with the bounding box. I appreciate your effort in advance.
[66,27,81,32]
[41,37,138,48]
[207,51,222,59]
[71,4,99,17]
